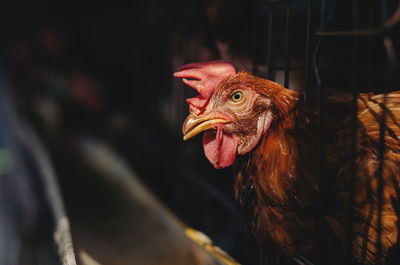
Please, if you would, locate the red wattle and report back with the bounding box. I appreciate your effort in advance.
[203,128,237,169]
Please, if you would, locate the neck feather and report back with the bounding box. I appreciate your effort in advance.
[234,91,317,209]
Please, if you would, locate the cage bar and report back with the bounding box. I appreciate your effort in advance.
[267,6,275,81]
[304,0,312,103]
[317,0,327,264]
[283,2,292,88]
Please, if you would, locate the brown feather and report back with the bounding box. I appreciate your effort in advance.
[229,75,400,264]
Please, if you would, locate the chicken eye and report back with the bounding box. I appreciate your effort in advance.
[230,91,244,103]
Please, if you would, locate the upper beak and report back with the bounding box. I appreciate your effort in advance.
[182,112,230,141]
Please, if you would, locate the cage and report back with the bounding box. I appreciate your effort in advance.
[173,0,400,264]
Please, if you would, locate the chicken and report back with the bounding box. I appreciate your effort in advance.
[174,60,400,265]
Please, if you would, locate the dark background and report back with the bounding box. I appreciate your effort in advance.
[0,0,399,264]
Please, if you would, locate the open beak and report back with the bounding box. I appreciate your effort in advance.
[182,112,230,141]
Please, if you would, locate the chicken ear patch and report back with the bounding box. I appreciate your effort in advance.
[203,127,237,169]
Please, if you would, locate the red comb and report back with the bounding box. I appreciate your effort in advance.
[174,60,236,111]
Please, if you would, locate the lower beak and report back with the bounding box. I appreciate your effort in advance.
[182,112,230,141]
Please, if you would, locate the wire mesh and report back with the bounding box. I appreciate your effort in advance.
[250,0,400,264]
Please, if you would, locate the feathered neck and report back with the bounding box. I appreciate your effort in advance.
[234,90,317,209]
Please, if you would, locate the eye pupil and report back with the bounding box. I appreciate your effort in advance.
[231,91,243,102]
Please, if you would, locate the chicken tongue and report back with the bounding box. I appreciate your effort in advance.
[203,126,237,169]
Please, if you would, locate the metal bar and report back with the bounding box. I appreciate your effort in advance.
[267,6,275,81]
[317,1,326,264]
[367,0,375,92]
[346,1,359,264]
[256,0,303,6]
[17,123,77,265]
[315,27,395,37]
[283,2,292,88]
[360,2,375,261]
[260,4,271,265]
[260,5,274,265]
[375,2,389,263]
[316,51,326,265]
[274,63,389,71]
[0,71,77,265]
[381,0,388,25]
[375,97,387,265]
[319,0,326,31]
[252,3,260,75]
[304,0,312,103]
[269,65,304,70]
[258,247,266,265]
[276,252,280,265]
